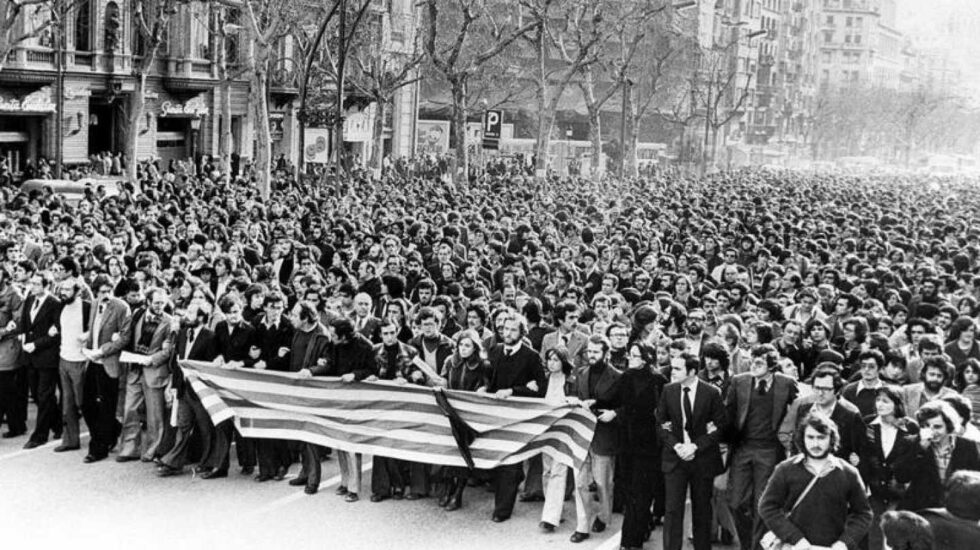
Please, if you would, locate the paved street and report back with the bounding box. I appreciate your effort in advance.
[0,430,649,550]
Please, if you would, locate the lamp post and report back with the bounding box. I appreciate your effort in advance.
[53,0,66,179]
[190,115,202,172]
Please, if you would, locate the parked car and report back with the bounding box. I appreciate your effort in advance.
[19,178,121,203]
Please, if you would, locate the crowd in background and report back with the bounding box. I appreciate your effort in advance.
[0,158,978,550]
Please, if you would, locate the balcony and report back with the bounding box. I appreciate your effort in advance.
[162,58,218,96]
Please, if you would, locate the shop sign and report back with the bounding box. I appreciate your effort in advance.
[0,87,55,113]
[343,111,371,142]
[160,97,209,117]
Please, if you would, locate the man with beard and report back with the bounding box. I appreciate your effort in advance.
[570,335,623,543]
[682,309,710,357]
[54,278,91,453]
[82,275,131,462]
[759,412,872,550]
[901,358,958,418]
[156,301,218,477]
[483,311,546,522]
[116,288,174,463]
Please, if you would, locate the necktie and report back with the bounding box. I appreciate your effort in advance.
[185,328,195,359]
[683,387,694,438]
[31,296,42,320]
[758,379,768,395]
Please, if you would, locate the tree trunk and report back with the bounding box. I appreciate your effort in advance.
[249,45,272,198]
[124,72,147,183]
[587,108,603,181]
[370,97,385,178]
[534,95,554,179]
[622,83,637,178]
[450,80,467,185]
[218,31,232,177]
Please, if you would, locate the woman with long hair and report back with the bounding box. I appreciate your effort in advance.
[438,330,491,511]
[381,298,414,343]
[954,358,980,428]
[538,347,577,533]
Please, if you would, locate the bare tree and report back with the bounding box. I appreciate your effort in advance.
[124,0,190,182]
[690,41,754,172]
[0,0,56,72]
[422,0,535,183]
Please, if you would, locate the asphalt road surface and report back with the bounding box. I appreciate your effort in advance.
[0,428,647,550]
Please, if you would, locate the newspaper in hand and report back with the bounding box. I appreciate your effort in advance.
[120,351,152,365]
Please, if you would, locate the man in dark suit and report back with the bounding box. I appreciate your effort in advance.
[117,288,174,462]
[156,301,218,476]
[570,334,622,543]
[350,292,382,344]
[18,272,62,449]
[200,293,257,479]
[725,344,799,550]
[794,364,866,461]
[484,311,546,523]
[656,352,728,550]
[82,275,132,462]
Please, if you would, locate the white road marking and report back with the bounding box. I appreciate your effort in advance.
[249,462,374,517]
[0,431,90,461]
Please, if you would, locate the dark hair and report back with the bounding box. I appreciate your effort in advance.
[553,301,580,324]
[810,365,844,392]
[858,349,885,369]
[329,317,355,341]
[921,357,952,383]
[879,511,934,550]
[544,347,573,376]
[678,352,700,375]
[875,386,907,419]
[940,393,973,429]
[794,411,841,454]
[416,306,439,325]
[946,470,980,521]
[751,343,780,371]
[916,401,955,433]
[586,333,610,354]
[947,316,977,342]
[701,341,730,373]
[296,302,318,325]
[955,358,980,392]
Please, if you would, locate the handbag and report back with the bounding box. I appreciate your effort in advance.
[759,469,828,550]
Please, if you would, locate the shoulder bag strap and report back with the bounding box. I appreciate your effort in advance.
[788,468,827,516]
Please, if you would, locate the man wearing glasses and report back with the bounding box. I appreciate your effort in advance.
[794,365,866,463]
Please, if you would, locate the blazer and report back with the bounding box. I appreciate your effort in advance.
[88,297,133,379]
[617,367,668,457]
[351,315,382,344]
[895,435,980,511]
[214,320,257,363]
[540,329,589,369]
[795,400,867,460]
[170,326,218,398]
[127,309,175,389]
[17,293,62,368]
[656,379,727,477]
[726,372,799,451]
[575,362,623,456]
[902,383,959,418]
[0,284,24,370]
[858,416,919,502]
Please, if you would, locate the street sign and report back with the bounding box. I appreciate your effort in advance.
[482,110,502,150]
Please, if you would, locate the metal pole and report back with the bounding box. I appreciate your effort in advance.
[54,0,65,179]
[334,0,347,187]
[619,78,627,177]
[703,71,711,173]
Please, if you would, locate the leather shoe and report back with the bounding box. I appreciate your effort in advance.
[115,455,139,463]
[539,521,555,533]
[201,469,228,480]
[194,466,211,475]
[569,532,590,543]
[22,440,44,450]
[491,515,509,523]
[304,485,318,495]
[2,430,25,438]
[519,492,545,502]
[344,492,359,503]
[288,477,309,487]
[592,518,607,533]
[54,444,80,453]
[84,454,107,463]
[255,474,273,482]
[370,494,387,503]
[404,492,422,501]
[335,485,349,496]
[274,466,287,481]
[157,465,183,477]
[240,466,254,475]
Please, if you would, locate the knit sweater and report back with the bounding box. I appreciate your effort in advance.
[758,455,872,550]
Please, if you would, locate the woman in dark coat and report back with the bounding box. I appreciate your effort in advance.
[858,385,919,550]
[617,343,668,549]
[438,329,490,511]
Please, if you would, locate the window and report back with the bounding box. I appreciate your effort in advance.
[74,0,90,51]
[104,2,120,54]
[821,51,832,63]
[854,34,861,44]
[846,16,852,26]
[824,31,834,43]
[826,15,834,25]
[845,34,851,43]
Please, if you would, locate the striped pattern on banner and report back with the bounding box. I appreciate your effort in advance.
[180,361,597,469]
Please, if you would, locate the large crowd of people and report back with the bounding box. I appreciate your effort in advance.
[0,156,979,550]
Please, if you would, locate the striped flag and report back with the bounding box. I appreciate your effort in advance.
[180,361,596,470]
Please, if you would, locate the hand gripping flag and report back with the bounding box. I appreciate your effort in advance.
[180,361,596,470]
